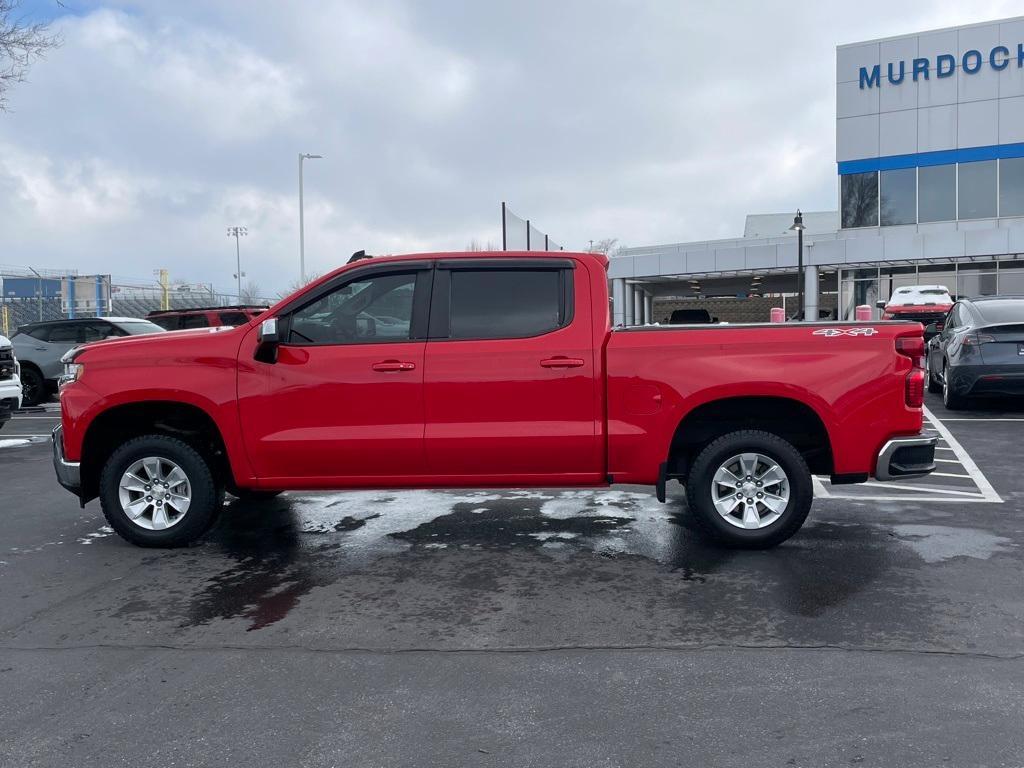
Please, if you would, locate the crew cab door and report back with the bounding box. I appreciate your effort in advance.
[237,263,432,484]
[422,258,603,483]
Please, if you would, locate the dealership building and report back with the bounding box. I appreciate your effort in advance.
[610,16,1024,325]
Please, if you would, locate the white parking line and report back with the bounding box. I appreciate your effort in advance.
[856,481,984,497]
[940,418,1024,422]
[817,407,1001,504]
[923,405,1002,503]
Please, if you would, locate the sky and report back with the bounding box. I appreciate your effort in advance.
[0,0,1019,297]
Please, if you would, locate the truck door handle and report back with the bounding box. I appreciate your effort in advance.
[540,357,585,369]
[372,360,416,372]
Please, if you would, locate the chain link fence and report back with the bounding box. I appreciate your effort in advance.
[1,268,277,337]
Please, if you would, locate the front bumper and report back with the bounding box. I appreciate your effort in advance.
[875,435,938,481]
[51,425,82,499]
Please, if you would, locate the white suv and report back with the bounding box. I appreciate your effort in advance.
[0,334,23,431]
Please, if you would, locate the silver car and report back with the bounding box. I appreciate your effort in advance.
[11,317,164,406]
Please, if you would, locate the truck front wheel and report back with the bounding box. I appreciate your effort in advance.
[685,430,813,549]
[99,435,224,547]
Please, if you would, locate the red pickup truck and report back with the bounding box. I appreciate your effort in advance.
[53,251,935,549]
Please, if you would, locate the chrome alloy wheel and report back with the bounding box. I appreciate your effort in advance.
[710,452,790,530]
[117,457,192,530]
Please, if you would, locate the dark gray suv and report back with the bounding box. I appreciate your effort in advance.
[11,317,164,406]
[925,296,1024,409]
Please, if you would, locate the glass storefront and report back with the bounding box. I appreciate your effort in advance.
[838,257,1024,319]
[840,158,1024,228]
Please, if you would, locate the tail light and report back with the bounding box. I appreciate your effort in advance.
[905,370,925,408]
[961,332,996,347]
[896,336,925,407]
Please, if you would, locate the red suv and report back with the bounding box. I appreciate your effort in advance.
[146,305,267,331]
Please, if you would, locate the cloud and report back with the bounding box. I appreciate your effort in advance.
[0,0,1018,296]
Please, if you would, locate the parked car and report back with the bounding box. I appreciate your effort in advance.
[12,317,165,406]
[0,334,22,431]
[878,285,953,340]
[146,305,268,331]
[53,251,935,549]
[925,295,1024,409]
[667,309,713,324]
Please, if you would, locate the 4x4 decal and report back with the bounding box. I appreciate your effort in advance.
[812,327,878,337]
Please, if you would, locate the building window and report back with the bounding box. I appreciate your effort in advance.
[841,171,879,228]
[880,168,916,226]
[999,157,1024,218]
[958,160,997,219]
[918,164,956,223]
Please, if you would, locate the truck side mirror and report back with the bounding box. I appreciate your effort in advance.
[255,317,279,363]
[258,317,279,343]
[923,322,937,337]
[876,300,887,310]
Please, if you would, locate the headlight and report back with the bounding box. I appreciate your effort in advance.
[59,363,84,387]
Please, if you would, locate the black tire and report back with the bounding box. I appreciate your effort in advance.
[942,362,967,410]
[685,430,813,549]
[926,357,942,393]
[20,367,45,407]
[99,435,224,547]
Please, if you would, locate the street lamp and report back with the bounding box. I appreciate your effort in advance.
[299,153,323,285]
[789,210,806,320]
[227,226,248,300]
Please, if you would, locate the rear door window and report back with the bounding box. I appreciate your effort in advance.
[24,326,51,342]
[219,312,249,326]
[179,314,210,329]
[47,323,82,343]
[81,322,116,342]
[149,316,178,331]
[440,268,570,340]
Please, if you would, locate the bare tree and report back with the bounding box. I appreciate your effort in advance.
[239,279,263,304]
[278,272,322,299]
[465,239,497,251]
[0,1,61,110]
[588,238,625,258]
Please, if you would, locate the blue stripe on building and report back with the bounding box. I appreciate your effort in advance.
[838,141,1024,174]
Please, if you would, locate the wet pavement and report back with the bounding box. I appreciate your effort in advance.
[1,393,1023,766]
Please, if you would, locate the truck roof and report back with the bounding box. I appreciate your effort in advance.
[303,250,606,295]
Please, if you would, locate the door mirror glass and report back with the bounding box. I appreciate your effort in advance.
[258,317,279,344]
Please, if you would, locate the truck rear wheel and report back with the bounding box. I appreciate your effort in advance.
[685,430,812,549]
[99,435,224,548]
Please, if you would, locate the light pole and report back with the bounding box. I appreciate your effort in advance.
[227,226,248,300]
[26,266,43,321]
[299,153,323,285]
[789,210,806,320]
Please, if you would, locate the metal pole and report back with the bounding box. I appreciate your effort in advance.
[299,153,305,284]
[235,232,242,299]
[28,267,43,321]
[526,219,531,251]
[501,202,507,251]
[797,226,804,320]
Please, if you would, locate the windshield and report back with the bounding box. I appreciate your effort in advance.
[114,320,167,335]
[889,286,952,305]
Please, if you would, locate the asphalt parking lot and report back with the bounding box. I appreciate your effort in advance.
[1,394,1023,767]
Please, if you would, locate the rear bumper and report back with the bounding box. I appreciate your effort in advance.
[51,425,82,499]
[875,435,937,481]
[948,364,1024,397]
